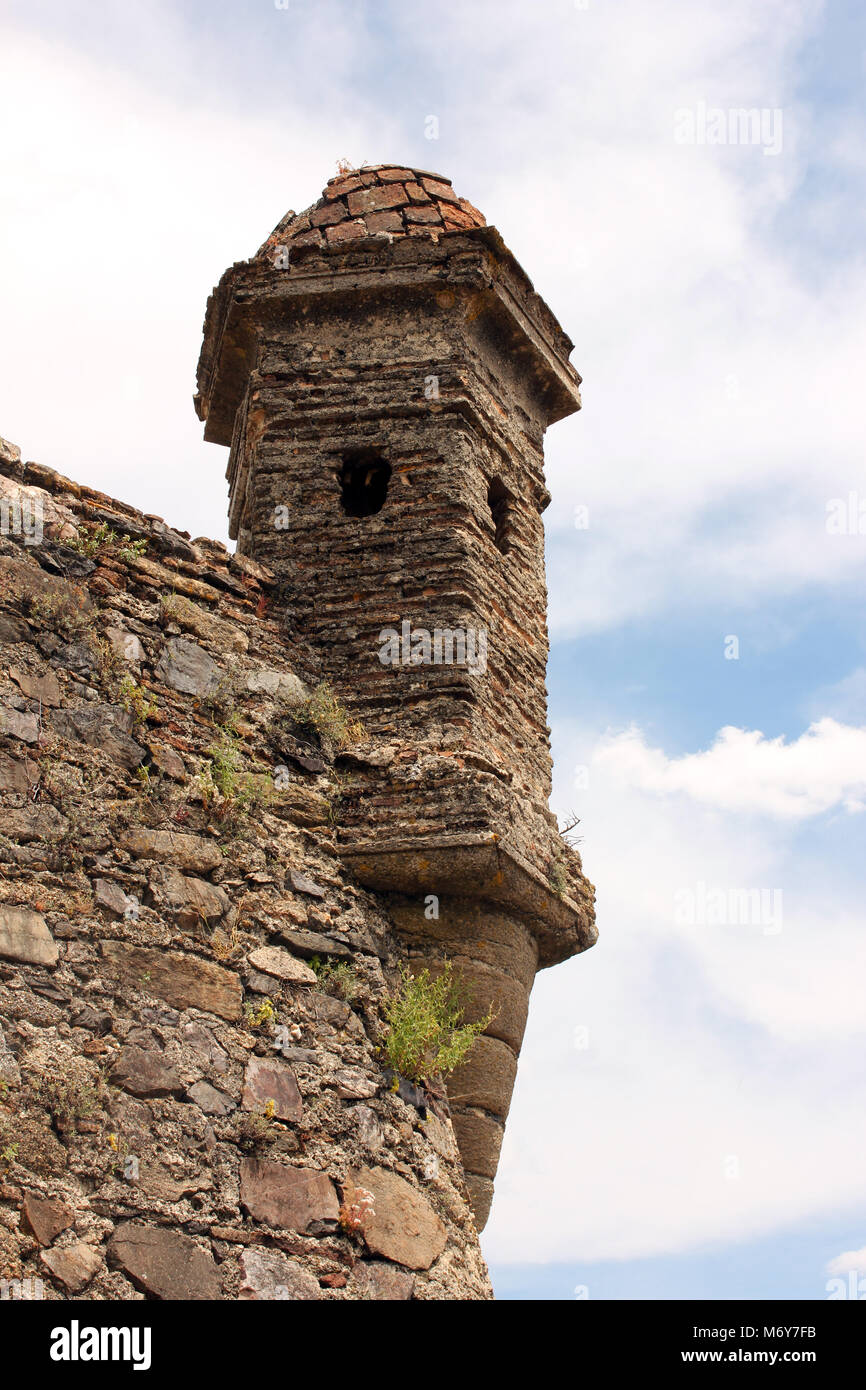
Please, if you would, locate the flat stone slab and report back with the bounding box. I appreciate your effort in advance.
[120,828,223,874]
[274,926,351,959]
[0,705,39,743]
[9,666,62,706]
[94,878,135,917]
[242,1056,303,1122]
[108,1222,221,1300]
[238,1247,321,1300]
[288,870,326,899]
[155,637,221,696]
[21,1193,74,1246]
[0,908,59,967]
[333,1067,378,1100]
[247,946,316,984]
[42,1242,103,1293]
[245,668,306,701]
[106,627,145,664]
[2,806,68,843]
[187,1080,235,1115]
[149,864,230,926]
[0,751,38,793]
[348,1260,415,1300]
[347,1166,446,1270]
[110,1046,184,1098]
[50,703,145,770]
[240,1158,338,1232]
[100,941,242,1021]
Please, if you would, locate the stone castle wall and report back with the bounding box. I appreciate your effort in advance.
[0,441,492,1300]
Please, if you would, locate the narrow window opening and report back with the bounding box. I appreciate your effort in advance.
[487,478,514,554]
[339,450,391,518]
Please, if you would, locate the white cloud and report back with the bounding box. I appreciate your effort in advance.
[827,1247,866,1277]
[594,718,866,819]
[0,18,402,544]
[483,715,866,1264]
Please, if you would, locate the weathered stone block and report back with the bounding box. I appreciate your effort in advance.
[110,1046,184,1098]
[242,1056,303,1122]
[238,1247,321,1300]
[21,1193,74,1246]
[450,1111,503,1181]
[187,1080,235,1115]
[108,1222,221,1300]
[155,637,221,695]
[148,864,230,926]
[50,704,145,769]
[42,1242,103,1293]
[239,1158,339,1232]
[247,946,316,984]
[447,1034,518,1120]
[121,828,223,875]
[100,941,242,1020]
[0,907,58,966]
[347,1166,446,1270]
[347,1260,415,1299]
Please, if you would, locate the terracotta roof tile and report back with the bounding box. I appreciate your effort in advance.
[255,165,486,262]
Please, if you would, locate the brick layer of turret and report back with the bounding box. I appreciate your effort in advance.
[256,165,486,259]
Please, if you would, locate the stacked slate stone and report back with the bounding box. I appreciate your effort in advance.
[0,440,493,1300]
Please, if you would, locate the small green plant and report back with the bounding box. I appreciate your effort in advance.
[282,681,366,751]
[117,536,148,563]
[235,1103,277,1152]
[382,962,493,1084]
[71,522,147,563]
[19,586,94,637]
[548,836,571,896]
[1,1141,19,1169]
[119,675,158,727]
[70,521,117,558]
[135,764,154,797]
[548,859,568,895]
[34,1060,102,1130]
[198,729,270,823]
[310,956,358,1003]
[159,592,182,623]
[208,730,242,798]
[245,998,277,1030]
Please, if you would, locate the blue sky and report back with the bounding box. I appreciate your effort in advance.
[1,0,864,1300]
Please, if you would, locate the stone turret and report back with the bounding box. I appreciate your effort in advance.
[196,164,597,1227]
